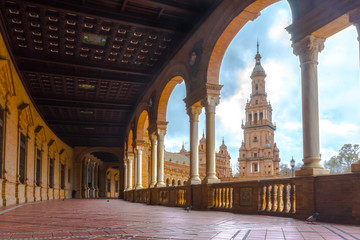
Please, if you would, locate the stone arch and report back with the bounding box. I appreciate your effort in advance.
[74,147,124,199]
[127,130,134,152]
[206,0,282,85]
[136,110,149,141]
[157,76,184,123]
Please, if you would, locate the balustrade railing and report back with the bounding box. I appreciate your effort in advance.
[126,178,295,217]
[211,185,233,209]
[175,187,187,207]
[259,179,295,215]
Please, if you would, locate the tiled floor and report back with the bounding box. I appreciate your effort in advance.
[0,199,359,240]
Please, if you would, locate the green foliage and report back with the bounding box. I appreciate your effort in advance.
[324,144,359,173]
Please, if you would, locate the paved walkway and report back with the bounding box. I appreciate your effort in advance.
[0,199,359,240]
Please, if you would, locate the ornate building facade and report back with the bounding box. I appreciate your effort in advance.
[164,134,232,185]
[238,44,280,178]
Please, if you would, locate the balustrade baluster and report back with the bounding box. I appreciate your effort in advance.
[261,186,266,211]
[277,184,284,212]
[215,188,219,208]
[229,188,233,208]
[290,184,296,213]
[219,188,223,208]
[222,188,226,208]
[272,184,278,212]
[225,188,229,208]
[267,185,272,211]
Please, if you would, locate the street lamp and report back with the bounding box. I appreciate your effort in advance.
[290,156,295,177]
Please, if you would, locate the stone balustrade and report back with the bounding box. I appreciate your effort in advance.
[124,172,360,225]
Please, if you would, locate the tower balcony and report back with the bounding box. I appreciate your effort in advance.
[241,120,276,130]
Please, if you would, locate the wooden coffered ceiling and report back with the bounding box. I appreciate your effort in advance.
[0,0,220,147]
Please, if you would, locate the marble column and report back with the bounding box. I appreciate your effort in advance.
[350,13,360,172]
[134,150,138,187]
[149,133,158,188]
[127,153,133,189]
[201,96,221,183]
[135,146,143,189]
[124,161,128,190]
[155,129,166,187]
[187,104,202,185]
[292,35,329,176]
[91,162,95,198]
[94,164,99,198]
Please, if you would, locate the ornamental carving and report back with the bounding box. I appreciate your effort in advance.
[292,35,325,64]
[18,103,34,133]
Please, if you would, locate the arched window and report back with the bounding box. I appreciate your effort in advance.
[172,179,175,186]
[166,178,170,186]
[178,180,181,186]
[255,84,258,90]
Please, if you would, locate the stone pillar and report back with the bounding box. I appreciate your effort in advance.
[128,153,133,189]
[91,162,96,198]
[292,35,329,176]
[201,96,220,183]
[350,13,360,172]
[149,133,157,188]
[134,150,138,187]
[155,129,166,187]
[187,104,202,185]
[135,146,143,189]
[94,164,99,198]
[124,161,128,190]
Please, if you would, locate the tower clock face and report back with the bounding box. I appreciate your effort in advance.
[189,51,197,66]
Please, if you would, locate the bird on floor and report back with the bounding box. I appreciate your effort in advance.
[184,205,192,212]
[306,212,319,224]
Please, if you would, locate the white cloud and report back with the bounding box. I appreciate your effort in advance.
[268,9,291,45]
[320,147,338,162]
[283,122,302,131]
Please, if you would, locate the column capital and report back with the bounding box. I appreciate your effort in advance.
[201,96,220,113]
[136,145,143,152]
[292,35,325,64]
[150,133,158,143]
[157,128,166,138]
[186,104,202,121]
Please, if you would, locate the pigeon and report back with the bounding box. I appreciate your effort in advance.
[107,200,110,202]
[306,212,319,224]
[184,205,192,212]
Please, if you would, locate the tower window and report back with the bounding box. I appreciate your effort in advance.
[260,112,263,120]
[253,163,258,172]
[255,84,258,90]
[243,154,245,158]
[254,153,257,157]
[253,136,258,142]
[256,100,258,104]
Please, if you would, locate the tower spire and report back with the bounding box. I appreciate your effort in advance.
[255,41,261,65]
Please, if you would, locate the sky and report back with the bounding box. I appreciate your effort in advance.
[164,0,360,172]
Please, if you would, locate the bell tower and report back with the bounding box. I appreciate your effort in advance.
[238,42,280,178]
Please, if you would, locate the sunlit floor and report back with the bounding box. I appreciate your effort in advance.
[0,199,359,240]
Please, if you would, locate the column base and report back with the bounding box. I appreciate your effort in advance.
[295,167,329,176]
[149,183,156,188]
[135,185,143,190]
[155,181,166,188]
[351,162,360,172]
[202,176,221,184]
[188,177,202,185]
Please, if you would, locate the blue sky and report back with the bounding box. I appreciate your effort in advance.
[164,1,360,172]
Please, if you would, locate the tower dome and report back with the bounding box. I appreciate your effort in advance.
[251,41,266,78]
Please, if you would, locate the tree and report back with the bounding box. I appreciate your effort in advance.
[324,144,360,173]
